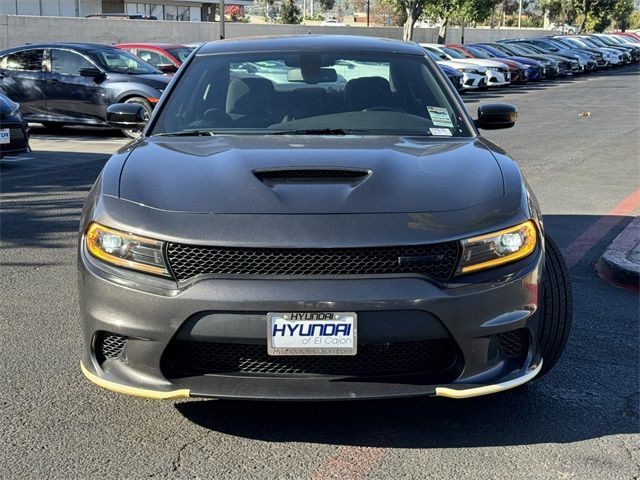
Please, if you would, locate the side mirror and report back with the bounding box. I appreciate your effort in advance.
[158,64,178,73]
[106,103,148,131]
[476,103,517,130]
[79,67,105,79]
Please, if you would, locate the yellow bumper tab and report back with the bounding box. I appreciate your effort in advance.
[80,362,190,400]
[435,361,543,399]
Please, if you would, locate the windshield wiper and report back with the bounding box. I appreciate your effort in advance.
[271,128,358,135]
[152,130,216,137]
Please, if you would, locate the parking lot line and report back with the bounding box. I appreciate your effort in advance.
[562,188,640,269]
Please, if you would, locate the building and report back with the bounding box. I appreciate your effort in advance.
[0,1,225,21]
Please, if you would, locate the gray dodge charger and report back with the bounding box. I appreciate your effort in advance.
[78,35,572,401]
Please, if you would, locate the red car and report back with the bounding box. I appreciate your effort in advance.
[115,43,195,73]
[446,43,528,84]
[610,31,640,42]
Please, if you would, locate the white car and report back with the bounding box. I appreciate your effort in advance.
[421,44,511,87]
[321,19,346,26]
[421,46,487,90]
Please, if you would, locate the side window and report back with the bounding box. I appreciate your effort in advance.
[138,49,171,67]
[51,49,94,76]
[4,49,44,71]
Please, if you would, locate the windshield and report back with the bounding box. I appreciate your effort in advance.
[151,51,471,137]
[583,37,606,47]
[440,47,467,59]
[466,46,491,59]
[93,48,159,74]
[503,44,530,55]
[478,45,507,57]
[166,47,194,63]
[595,36,618,46]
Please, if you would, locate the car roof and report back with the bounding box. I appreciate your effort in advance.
[115,43,188,49]
[1,42,121,53]
[196,35,425,56]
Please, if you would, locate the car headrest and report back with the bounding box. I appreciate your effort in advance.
[344,76,392,111]
[226,77,275,115]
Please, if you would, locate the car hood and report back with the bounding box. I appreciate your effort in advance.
[456,58,509,69]
[118,136,505,214]
[109,73,171,91]
[437,60,486,72]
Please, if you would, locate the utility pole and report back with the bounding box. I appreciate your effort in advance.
[220,0,225,39]
[367,0,370,26]
[518,0,523,29]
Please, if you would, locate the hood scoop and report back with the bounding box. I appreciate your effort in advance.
[254,168,370,186]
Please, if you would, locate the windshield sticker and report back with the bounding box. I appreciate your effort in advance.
[427,106,454,128]
[430,127,452,136]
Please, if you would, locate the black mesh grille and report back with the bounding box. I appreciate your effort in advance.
[497,329,529,359]
[95,332,127,363]
[163,339,457,378]
[255,169,369,181]
[166,242,459,282]
[0,125,28,153]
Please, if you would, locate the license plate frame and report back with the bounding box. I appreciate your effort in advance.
[0,129,10,145]
[267,312,357,356]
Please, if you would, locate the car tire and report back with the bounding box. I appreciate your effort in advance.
[121,97,151,139]
[537,234,573,378]
[41,122,66,131]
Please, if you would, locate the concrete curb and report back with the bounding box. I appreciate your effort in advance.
[597,216,640,291]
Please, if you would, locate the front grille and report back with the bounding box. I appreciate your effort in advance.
[166,242,460,282]
[95,332,127,363]
[0,125,28,153]
[497,329,529,359]
[163,339,458,378]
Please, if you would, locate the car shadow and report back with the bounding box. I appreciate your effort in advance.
[175,213,639,448]
[0,150,109,251]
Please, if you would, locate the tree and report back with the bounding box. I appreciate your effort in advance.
[279,0,302,23]
[423,0,499,43]
[319,0,336,11]
[611,0,634,30]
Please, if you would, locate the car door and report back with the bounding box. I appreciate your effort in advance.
[46,48,109,123]
[137,48,177,69]
[0,49,46,118]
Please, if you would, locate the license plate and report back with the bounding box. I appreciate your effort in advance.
[267,312,357,356]
[0,129,9,144]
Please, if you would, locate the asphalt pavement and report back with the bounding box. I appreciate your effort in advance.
[1,65,639,479]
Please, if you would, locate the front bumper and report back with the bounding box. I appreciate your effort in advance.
[485,69,510,87]
[0,120,30,156]
[80,242,545,400]
[461,73,487,89]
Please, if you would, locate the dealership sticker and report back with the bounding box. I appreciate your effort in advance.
[427,106,454,128]
[430,127,452,136]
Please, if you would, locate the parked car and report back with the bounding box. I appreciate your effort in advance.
[438,63,464,92]
[447,43,528,84]
[0,43,170,137]
[470,43,544,81]
[79,35,572,401]
[0,93,29,157]
[422,44,511,87]
[422,47,488,90]
[593,34,640,62]
[551,36,608,69]
[501,39,582,74]
[574,36,629,65]
[558,36,623,66]
[491,42,563,77]
[321,18,346,26]
[115,43,195,73]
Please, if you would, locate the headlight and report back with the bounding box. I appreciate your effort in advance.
[461,68,479,74]
[85,222,170,277]
[9,105,20,117]
[456,221,537,275]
